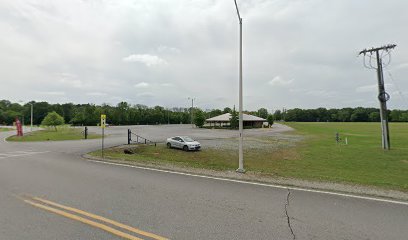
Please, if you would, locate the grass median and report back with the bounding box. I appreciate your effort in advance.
[7,127,100,142]
[0,128,13,132]
[89,122,408,191]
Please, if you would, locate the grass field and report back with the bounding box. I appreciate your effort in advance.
[0,127,14,132]
[282,122,408,190]
[90,122,408,191]
[7,127,100,141]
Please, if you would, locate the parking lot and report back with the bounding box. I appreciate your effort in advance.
[83,123,297,150]
[89,123,292,141]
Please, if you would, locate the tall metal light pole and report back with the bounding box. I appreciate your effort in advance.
[234,0,245,173]
[18,101,33,132]
[29,102,33,132]
[188,97,195,128]
[167,108,170,124]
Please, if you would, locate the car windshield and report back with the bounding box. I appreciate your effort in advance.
[183,137,194,142]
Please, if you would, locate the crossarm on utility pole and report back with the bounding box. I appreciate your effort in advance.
[359,44,396,55]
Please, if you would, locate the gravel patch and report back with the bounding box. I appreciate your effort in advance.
[201,133,304,150]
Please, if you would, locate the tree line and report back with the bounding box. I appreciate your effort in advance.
[1,100,407,126]
[275,107,408,122]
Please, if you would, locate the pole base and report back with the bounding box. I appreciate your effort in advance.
[236,168,246,173]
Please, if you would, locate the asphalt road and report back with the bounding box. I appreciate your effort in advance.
[0,125,407,240]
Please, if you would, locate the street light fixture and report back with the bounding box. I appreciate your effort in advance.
[234,0,245,173]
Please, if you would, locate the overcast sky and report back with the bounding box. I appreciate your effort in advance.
[1,0,408,111]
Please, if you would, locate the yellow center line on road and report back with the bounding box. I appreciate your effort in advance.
[32,197,168,240]
[24,199,144,240]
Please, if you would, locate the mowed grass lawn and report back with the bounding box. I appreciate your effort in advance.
[0,127,13,132]
[91,122,408,191]
[7,127,100,141]
[283,122,408,191]
[92,145,239,171]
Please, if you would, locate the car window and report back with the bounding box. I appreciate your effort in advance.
[183,137,194,142]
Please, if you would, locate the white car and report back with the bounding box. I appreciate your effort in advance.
[166,136,201,151]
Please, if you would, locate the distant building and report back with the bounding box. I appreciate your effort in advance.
[205,113,266,128]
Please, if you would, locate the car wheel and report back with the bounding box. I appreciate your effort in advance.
[183,145,188,151]
[167,143,171,148]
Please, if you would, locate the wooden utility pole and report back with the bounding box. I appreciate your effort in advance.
[359,44,396,150]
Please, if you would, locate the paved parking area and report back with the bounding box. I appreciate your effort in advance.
[2,124,295,155]
[86,123,294,144]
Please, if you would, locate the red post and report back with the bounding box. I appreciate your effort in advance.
[15,118,23,136]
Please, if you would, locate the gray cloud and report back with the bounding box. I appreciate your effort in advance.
[134,82,150,88]
[123,54,167,67]
[37,91,65,96]
[268,76,293,86]
[86,92,107,96]
[0,0,407,110]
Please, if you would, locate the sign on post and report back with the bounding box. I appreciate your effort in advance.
[101,114,106,158]
[101,114,106,128]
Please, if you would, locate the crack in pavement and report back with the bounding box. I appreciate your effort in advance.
[285,189,296,240]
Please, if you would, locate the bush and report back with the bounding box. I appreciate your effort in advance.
[193,110,206,128]
[41,111,65,131]
[230,107,238,129]
[267,114,274,126]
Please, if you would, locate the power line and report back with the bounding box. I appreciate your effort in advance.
[386,70,408,107]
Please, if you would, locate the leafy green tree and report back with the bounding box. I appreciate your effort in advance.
[193,110,206,128]
[390,110,403,122]
[8,103,24,112]
[115,102,131,124]
[33,102,51,125]
[267,114,274,126]
[316,108,329,122]
[337,108,353,122]
[223,107,232,114]
[208,109,222,119]
[328,109,338,122]
[70,104,99,126]
[0,100,11,110]
[257,108,268,119]
[152,105,165,124]
[368,112,380,122]
[350,107,369,122]
[285,108,303,121]
[273,110,282,121]
[61,103,74,123]
[5,110,21,125]
[3,98,408,125]
[230,107,238,129]
[400,113,408,122]
[41,111,65,131]
[0,109,5,124]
